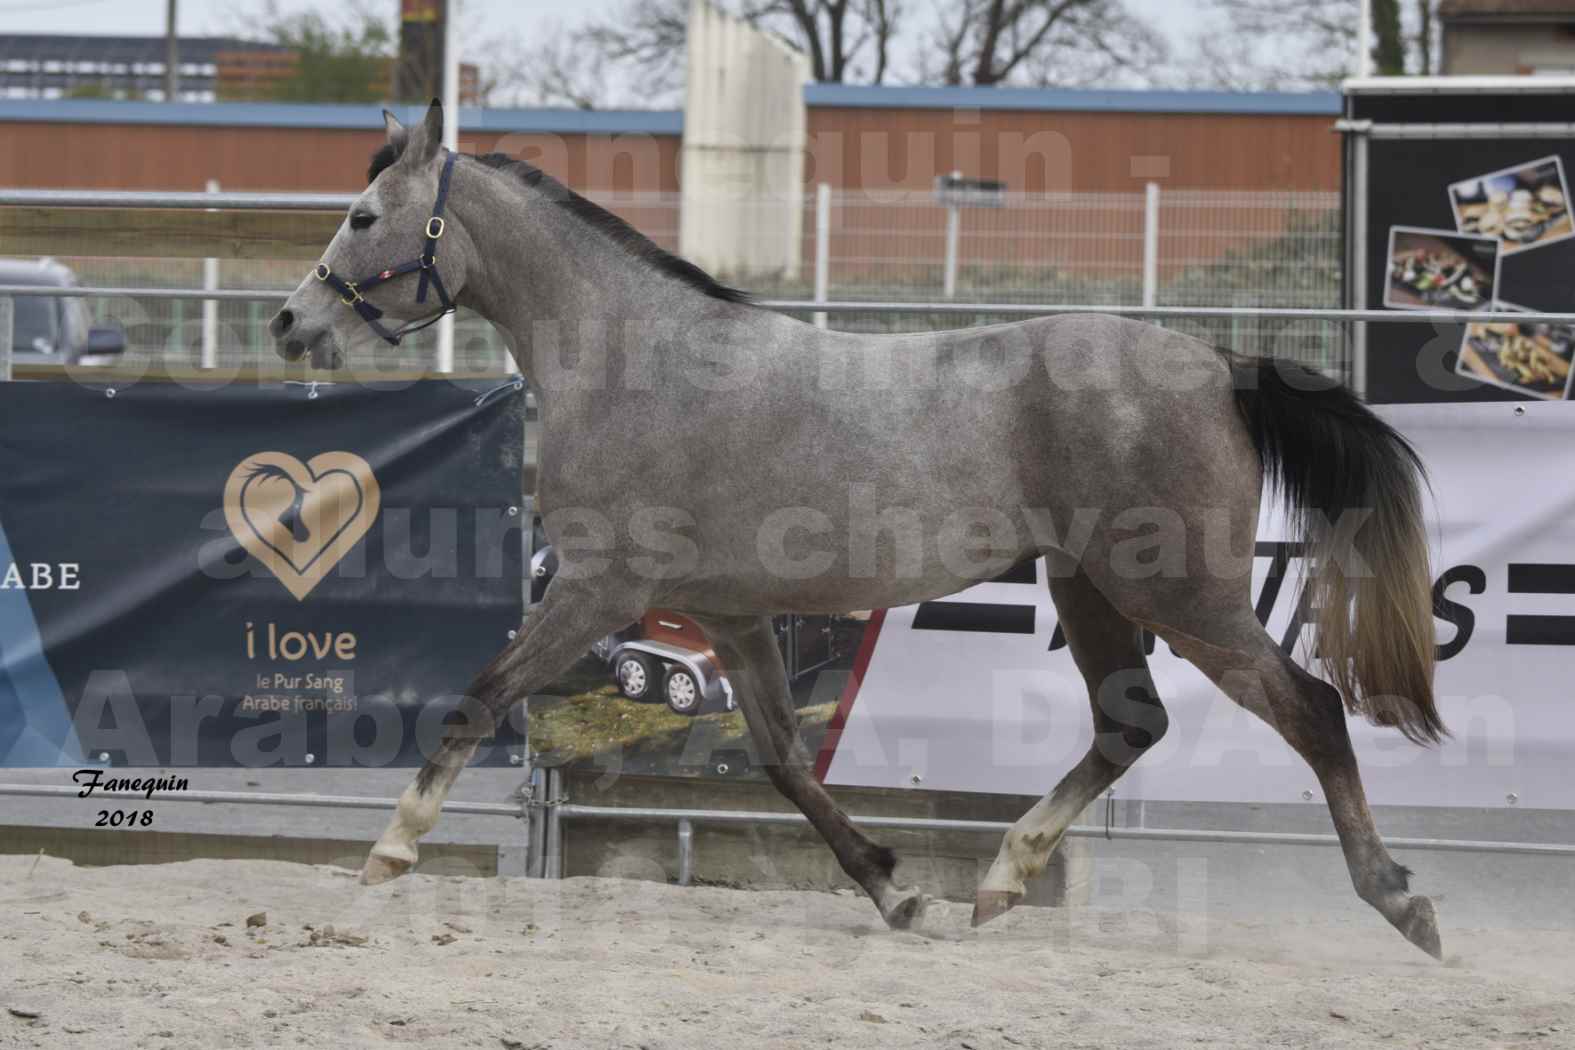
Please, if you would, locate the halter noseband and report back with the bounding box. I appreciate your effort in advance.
[311,149,458,346]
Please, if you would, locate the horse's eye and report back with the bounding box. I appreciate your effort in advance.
[350,211,377,231]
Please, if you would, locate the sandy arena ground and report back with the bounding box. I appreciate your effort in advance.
[0,854,1570,1050]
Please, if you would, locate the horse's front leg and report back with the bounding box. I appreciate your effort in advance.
[362,582,643,884]
[692,613,929,929]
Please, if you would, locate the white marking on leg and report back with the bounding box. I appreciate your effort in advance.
[370,783,442,862]
[979,766,1102,895]
[368,744,476,868]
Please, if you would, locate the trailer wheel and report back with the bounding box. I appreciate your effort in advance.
[663,664,703,716]
[614,652,659,701]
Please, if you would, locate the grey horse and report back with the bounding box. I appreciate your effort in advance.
[271,101,1446,958]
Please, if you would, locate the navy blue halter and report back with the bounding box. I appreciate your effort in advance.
[312,149,458,346]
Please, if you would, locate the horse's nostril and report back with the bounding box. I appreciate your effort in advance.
[270,309,295,339]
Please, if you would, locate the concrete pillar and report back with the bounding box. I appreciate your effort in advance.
[679,0,810,281]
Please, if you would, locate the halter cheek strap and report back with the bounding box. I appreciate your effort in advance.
[311,149,459,347]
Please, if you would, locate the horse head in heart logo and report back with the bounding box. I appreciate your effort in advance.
[223,452,381,601]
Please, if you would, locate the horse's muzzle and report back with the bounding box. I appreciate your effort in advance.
[273,331,344,371]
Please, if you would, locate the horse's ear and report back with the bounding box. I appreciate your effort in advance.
[382,109,407,150]
[402,98,445,168]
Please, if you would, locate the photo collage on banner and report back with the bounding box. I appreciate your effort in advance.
[1379,151,1575,401]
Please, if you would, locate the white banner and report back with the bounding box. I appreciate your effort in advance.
[822,403,1575,810]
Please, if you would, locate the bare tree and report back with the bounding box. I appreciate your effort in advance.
[487,27,612,110]
[757,0,906,83]
[1192,0,1437,89]
[1192,0,1358,89]
[1015,4,1169,87]
[862,0,900,83]
[470,2,676,111]
[493,0,908,110]
[921,0,1167,88]
[579,0,692,102]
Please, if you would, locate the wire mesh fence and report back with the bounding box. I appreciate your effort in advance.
[3,187,1344,376]
[685,186,1342,371]
[1153,191,1343,372]
[33,257,511,375]
[819,191,1149,303]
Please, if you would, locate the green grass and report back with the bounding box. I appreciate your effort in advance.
[529,660,839,777]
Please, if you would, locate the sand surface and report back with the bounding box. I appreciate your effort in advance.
[0,855,1570,1049]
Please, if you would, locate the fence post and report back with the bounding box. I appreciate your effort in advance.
[545,767,564,878]
[813,182,831,329]
[525,765,547,878]
[0,297,11,382]
[434,7,459,376]
[247,301,262,358]
[943,169,961,299]
[202,179,220,370]
[436,315,456,375]
[1142,181,1161,309]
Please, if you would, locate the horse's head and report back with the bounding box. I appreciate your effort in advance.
[269,100,475,370]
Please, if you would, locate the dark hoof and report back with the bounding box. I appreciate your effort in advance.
[971,889,1023,928]
[882,888,928,931]
[1398,895,1443,960]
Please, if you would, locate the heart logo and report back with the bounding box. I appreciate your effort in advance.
[223,452,381,601]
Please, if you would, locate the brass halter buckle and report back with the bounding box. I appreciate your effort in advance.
[338,282,363,306]
[426,216,446,239]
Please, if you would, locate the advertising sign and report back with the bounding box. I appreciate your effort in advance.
[0,380,525,768]
[1348,82,1575,404]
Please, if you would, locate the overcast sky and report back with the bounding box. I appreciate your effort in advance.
[6,0,1206,95]
[5,0,612,39]
[9,0,1196,39]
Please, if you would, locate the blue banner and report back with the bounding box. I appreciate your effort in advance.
[0,380,525,767]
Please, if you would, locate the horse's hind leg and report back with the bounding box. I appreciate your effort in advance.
[973,562,1168,926]
[1158,611,1442,958]
[363,586,641,885]
[692,613,928,930]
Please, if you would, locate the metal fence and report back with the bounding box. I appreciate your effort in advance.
[798,186,1342,367]
[1,185,1344,375]
[587,187,1340,306]
[4,770,1572,889]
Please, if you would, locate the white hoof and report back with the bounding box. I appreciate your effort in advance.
[360,851,413,886]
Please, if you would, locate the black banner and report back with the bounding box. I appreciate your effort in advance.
[1349,86,1575,404]
[0,380,525,767]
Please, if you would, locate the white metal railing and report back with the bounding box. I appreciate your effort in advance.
[0,189,358,210]
[549,801,1575,886]
[9,280,1575,392]
[12,283,1575,394]
[3,779,1570,890]
[5,283,1575,326]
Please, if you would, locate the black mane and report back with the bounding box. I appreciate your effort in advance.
[367,142,751,305]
